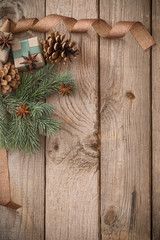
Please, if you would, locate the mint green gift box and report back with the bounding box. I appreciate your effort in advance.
[12,37,45,71]
[0,31,11,63]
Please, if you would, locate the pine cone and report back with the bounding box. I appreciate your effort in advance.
[0,62,20,94]
[43,31,79,64]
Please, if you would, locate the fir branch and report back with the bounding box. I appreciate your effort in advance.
[1,95,20,115]
[0,118,8,148]
[0,64,76,153]
[29,102,55,119]
[15,65,56,101]
[15,72,34,100]
[0,101,6,118]
[37,117,61,137]
[5,100,61,152]
[54,71,76,92]
[15,64,75,101]
[8,117,40,153]
[33,64,56,83]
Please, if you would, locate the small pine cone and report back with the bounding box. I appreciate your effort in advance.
[0,62,21,94]
[43,31,79,64]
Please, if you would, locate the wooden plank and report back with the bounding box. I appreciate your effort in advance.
[0,1,45,239]
[100,0,151,239]
[45,1,99,239]
[152,0,160,239]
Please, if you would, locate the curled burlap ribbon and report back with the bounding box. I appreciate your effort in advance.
[0,14,156,50]
[0,14,156,209]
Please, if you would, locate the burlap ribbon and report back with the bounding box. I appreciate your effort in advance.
[0,14,156,50]
[0,149,21,209]
[0,14,156,209]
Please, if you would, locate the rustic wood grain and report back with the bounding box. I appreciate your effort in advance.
[152,1,160,239]
[100,0,151,239]
[1,0,159,239]
[0,0,45,239]
[45,0,99,239]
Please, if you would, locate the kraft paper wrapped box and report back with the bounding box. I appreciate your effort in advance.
[12,37,45,71]
[0,31,12,63]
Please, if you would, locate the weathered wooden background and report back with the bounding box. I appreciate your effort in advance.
[0,0,159,239]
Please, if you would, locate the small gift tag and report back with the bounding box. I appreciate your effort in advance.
[0,31,12,63]
[12,37,45,71]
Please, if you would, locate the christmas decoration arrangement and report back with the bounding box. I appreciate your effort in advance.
[0,29,77,209]
[0,14,156,210]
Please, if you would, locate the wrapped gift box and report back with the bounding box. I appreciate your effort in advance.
[12,37,45,71]
[0,31,12,63]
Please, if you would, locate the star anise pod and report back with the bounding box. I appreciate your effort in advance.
[58,82,73,96]
[0,32,13,51]
[16,104,31,118]
[20,51,38,72]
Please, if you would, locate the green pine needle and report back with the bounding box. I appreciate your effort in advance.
[0,118,8,148]
[15,64,75,101]
[0,64,75,153]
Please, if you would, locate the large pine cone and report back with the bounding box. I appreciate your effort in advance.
[0,62,20,94]
[43,31,79,64]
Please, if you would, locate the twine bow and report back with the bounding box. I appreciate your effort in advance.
[0,14,156,209]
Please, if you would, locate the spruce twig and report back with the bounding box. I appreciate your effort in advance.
[0,64,75,153]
